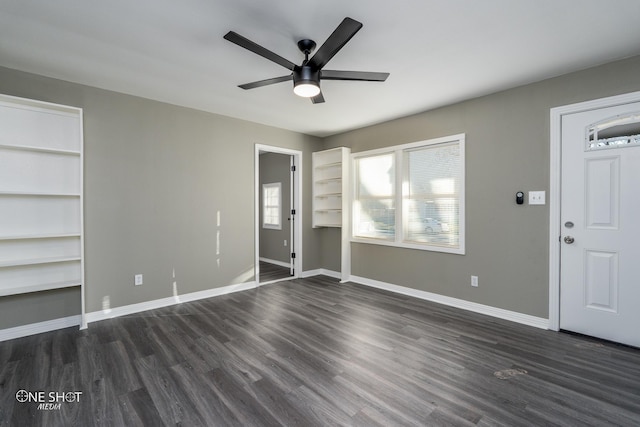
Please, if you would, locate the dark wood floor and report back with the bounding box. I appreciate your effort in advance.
[1,276,640,426]
[259,261,292,283]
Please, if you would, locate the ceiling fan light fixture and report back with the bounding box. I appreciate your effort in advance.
[293,66,320,98]
[293,81,320,98]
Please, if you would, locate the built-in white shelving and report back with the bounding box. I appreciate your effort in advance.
[312,147,350,228]
[0,94,85,327]
[312,147,351,282]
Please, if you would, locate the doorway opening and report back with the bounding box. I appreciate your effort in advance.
[255,144,302,285]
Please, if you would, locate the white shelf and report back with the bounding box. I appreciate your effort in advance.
[0,143,80,156]
[0,233,81,241]
[315,193,342,198]
[0,191,80,197]
[315,161,342,169]
[0,280,81,297]
[0,256,81,268]
[316,177,342,184]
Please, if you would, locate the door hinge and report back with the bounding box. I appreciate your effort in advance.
[291,165,296,172]
[291,252,296,259]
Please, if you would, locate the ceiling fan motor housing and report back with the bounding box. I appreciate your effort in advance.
[293,65,320,86]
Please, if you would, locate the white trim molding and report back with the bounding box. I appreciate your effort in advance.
[301,268,341,280]
[0,315,81,342]
[1,271,550,342]
[350,275,549,330]
[86,281,256,324]
[1,281,257,341]
[548,90,640,331]
[255,144,303,284]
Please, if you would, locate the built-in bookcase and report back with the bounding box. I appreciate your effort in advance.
[312,147,351,282]
[312,147,350,228]
[0,94,85,328]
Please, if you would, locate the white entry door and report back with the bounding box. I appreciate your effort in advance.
[560,101,640,347]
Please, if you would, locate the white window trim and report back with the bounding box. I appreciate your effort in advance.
[351,133,465,255]
[262,182,282,230]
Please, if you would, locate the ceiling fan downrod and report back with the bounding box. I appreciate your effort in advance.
[297,39,316,64]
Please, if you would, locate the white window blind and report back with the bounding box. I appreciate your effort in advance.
[353,153,395,240]
[352,134,465,254]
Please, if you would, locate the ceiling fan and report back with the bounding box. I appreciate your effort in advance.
[223,17,389,104]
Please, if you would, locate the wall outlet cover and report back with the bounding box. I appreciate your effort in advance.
[529,191,546,205]
[134,274,143,286]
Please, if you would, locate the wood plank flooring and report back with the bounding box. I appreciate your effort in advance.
[1,275,640,426]
[259,261,292,283]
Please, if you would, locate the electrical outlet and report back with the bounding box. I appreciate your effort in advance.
[134,274,143,286]
[471,275,478,287]
[529,191,546,205]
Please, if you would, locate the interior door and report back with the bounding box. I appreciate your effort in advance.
[560,102,640,347]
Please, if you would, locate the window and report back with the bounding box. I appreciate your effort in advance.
[352,134,465,254]
[353,153,395,239]
[262,182,281,229]
[586,111,640,150]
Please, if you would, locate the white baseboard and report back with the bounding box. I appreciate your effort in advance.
[1,272,549,342]
[0,315,81,342]
[0,282,257,341]
[259,257,291,268]
[349,275,549,330]
[86,281,257,324]
[301,268,341,280]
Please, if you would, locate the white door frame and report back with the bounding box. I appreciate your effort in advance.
[255,144,303,284]
[548,90,640,330]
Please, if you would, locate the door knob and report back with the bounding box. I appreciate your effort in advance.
[564,236,575,244]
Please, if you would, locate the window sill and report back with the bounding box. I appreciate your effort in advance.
[351,236,465,255]
[262,225,282,230]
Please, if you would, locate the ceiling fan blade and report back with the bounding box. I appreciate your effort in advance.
[224,31,297,71]
[321,70,389,82]
[311,91,325,104]
[238,75,292,90]
[308,17,363,70]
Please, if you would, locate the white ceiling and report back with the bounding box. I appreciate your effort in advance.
[1,0,640,137]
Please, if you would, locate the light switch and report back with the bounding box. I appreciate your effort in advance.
[529,191,546,205]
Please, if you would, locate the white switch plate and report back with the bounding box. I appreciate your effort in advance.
[134,274,143,286]
[529,191,546,205]
[471,275,478,287]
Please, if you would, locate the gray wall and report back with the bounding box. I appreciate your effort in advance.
[259,152,291,264]
[2,54,640,330]
[322,55,640,319]
[0,66,323,329]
